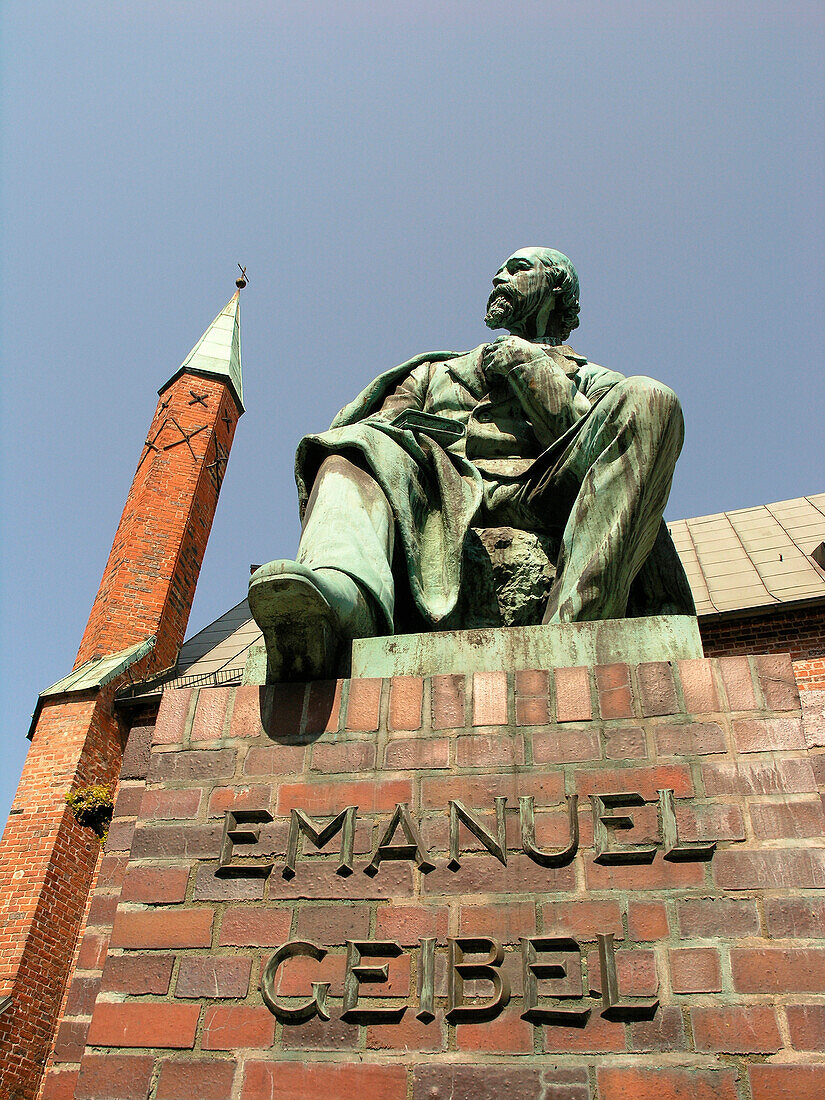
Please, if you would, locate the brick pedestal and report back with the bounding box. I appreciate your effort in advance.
[45,652,825,1099]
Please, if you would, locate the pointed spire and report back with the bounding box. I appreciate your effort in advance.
[160,290,244,412]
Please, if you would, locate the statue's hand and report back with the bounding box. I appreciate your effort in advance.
[481,335,540,379]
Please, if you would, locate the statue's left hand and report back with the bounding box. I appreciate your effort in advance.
[481,335,541,379]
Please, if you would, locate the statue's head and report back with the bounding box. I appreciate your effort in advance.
[485,246,580,343]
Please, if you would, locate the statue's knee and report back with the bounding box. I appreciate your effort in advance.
[618,376,682,425]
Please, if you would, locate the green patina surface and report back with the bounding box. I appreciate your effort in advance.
[243,616,703,683]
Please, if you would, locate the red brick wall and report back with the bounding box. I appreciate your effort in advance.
[698,603,825,690]
[76,374,239,672]
[45,653,825,1099]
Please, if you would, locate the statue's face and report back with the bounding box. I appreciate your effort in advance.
[484,247,555,336]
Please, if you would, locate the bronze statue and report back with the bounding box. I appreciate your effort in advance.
[250,247,693,682]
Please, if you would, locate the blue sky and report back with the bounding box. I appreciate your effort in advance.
[1,1,823,821]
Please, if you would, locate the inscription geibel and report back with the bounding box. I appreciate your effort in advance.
[217,787,718,1029]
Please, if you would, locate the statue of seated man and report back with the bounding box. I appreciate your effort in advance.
[249,246,693,682]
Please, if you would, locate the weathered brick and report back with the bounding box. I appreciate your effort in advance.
[120,723,155,779]
[139,786,201,819]
[77,932,109,971]
[64,975,101,1018]
[533,727,600,763]
[345,677,382,731]
[190,686,233,741]
[755,652,799,710]
[637,662,679,716]
[244,742,307,775]
[53,1019,90,1062]
[156,1059,237,1100]
[732,716,806,752]
[432,674,466,729]
[176,955,252,998]
[411,1065,551,1100]
[713,849,825,890]
[587,857,704,892]
[692,1004,781,1052]
[110,908,213,949]
[786,1003,825,1050]
[281,1013,359,1051]
[385,737,449,770]
[112,783,145,819]
[459,901,536,941]
[542,900,624,941]
[120,864,189,904]
[243,1062,407,1100]
[702,757,816,795]
[311,740,376,773]
[456,1012,534,1052]
[153,689,195,746]
[598,1066,737,1100]
[750,799,825,839]
[423,852,575,896]
[306,678,343,734]
[472,671,508,725]
[655,721,726,756]
[421,771,564,809]
[277,777,412,815]
[295,903,371,944]
[87,1002,199,1048]
[261,682,305,738]
[543,1012,626,1052]
[629,1006,686,1052]
[515,669,549,727]
[75,1054,154,1100]
[576,763,693,799]
[765,897,825,938]
[678,898,759,939]
[732,947,825,992]
[457,733,524,767]
[677,659,720,713]
[218,906,291,946]
[749,1065,825,1100]
[375,904,449,945]
[554,665,592,722]
[208,784,272,816]
[587,948,658,997]
[603,725,646,759]
[202,1005,275,1050]
[718,656,758,710]
[100,955,174,995]
[367,1014,445,1051]
[627,901,668,941]
[388,676,424,730]
[130,822,222,860]
[148,747,236,783]
[40,1068,78,1100]
[596,663,634,719]
[229,685,265,737]
[669,947,722,993]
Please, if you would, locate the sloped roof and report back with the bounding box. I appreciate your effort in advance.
[160,290,244,412]
[169,493,825,686]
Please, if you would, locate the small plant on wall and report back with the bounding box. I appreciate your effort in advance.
[65,783,114,844]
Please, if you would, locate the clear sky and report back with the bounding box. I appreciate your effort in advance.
[1,1,823,822]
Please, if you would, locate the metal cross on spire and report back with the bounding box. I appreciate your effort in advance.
[236,264,249,290]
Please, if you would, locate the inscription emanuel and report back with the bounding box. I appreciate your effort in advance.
[216,787,716,881]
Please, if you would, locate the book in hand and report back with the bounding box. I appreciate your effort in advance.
[391,409,466,446]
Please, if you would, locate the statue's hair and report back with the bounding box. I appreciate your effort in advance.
[535,248,580,341]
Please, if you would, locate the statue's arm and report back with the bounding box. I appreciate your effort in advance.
[504,350,592,446]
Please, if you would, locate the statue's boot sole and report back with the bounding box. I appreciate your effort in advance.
[248,564,340,683]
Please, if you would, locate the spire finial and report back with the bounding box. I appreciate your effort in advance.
[235,264,249,290]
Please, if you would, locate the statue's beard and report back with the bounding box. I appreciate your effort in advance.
[485,287,517,330]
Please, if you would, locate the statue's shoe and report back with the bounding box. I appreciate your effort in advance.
[248,560,342,683]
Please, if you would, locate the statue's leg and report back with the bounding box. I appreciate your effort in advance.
[539,377,684,623]
[249,454,394,681]
[297,454,395,631]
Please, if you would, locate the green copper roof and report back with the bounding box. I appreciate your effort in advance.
[161,291,244,412]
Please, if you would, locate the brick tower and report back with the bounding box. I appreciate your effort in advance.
[0,289,245,1100]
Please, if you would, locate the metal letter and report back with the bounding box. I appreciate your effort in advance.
[261,940,331,1023]
[342,940,407,1023]
[592,793,658,864]
[597,933,658,1021]
[520,936,590,1024]
[416,937,436,1023]
[520,794,579,867]
[364,802,435,876]
[283,805,357,878]
[448,798,507,870]
[446,937,511,1023]
[216,809,274,878]
[658,788,716,862]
